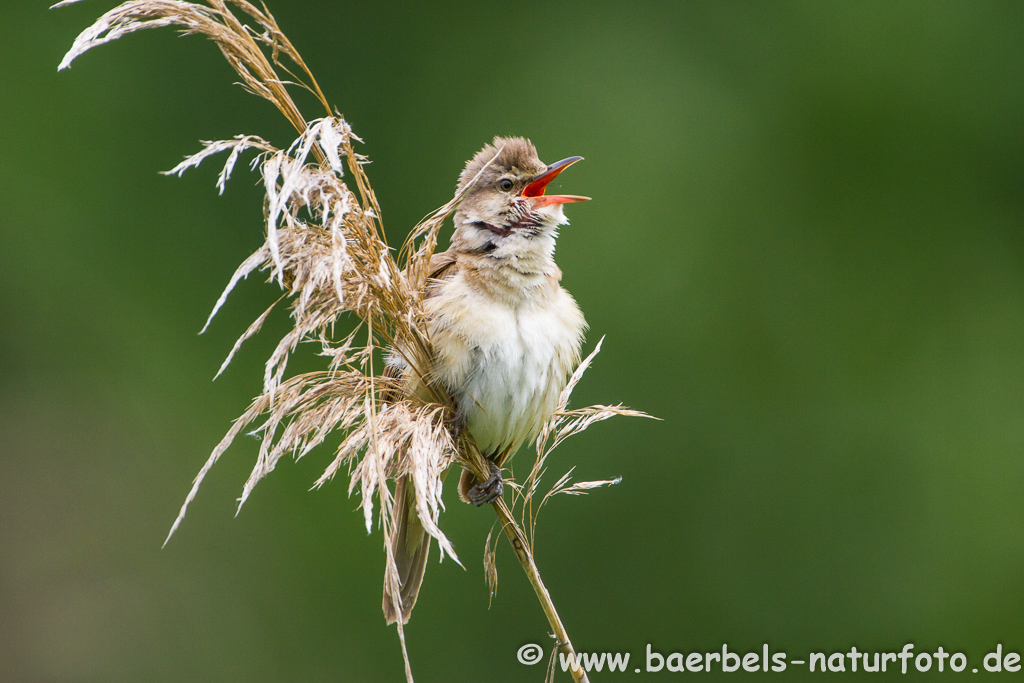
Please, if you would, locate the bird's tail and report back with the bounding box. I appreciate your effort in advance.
[382,475,431,624]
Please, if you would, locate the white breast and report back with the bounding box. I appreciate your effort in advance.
[426,273,585,459]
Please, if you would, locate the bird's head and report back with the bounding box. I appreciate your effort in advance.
[451,137,588,256]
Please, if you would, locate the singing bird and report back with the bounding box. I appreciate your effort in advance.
[383,137,589,624]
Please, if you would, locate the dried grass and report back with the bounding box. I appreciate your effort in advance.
[57,2,652,680]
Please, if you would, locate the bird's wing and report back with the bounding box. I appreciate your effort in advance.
[422,248,458,300]
[381,248,459,400]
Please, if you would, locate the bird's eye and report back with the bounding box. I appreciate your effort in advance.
[498,178,514,192]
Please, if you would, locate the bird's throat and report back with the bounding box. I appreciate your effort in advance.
[473,220,513,237]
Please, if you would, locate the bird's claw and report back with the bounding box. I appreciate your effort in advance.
[445,409,466,440]
[467,461,503,506]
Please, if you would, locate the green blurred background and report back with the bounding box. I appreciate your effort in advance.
[4,1,1024,680]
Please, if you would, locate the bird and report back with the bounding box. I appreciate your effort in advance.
[382,136,590,625]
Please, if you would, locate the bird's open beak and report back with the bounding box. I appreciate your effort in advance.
[521,156,590,206]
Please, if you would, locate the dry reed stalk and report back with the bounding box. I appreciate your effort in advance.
[57,2,652,680]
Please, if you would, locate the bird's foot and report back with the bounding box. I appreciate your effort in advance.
[444,408,466,440]
[466,461,503,506]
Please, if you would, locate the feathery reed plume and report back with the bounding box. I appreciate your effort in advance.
[58,1,652,680]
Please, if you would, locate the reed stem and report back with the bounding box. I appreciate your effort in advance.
[493,498,590,683]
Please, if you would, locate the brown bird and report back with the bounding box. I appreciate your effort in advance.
[383,137,589,624]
